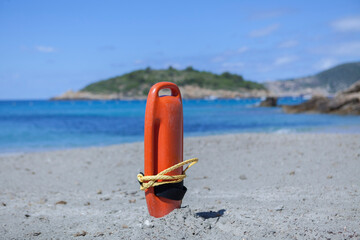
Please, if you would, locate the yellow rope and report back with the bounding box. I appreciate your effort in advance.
[137,158,198,191]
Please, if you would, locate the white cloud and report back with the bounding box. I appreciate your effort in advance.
[278,40,298,48]
[249,24,279,37]
[332,16,360,32]
[134,59,143,64]
[315,58,337,70]
[274,56,297,66]
[35,46,55,53]
[334,41,360,55]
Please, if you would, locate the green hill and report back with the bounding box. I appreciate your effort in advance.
[312,62,360,92]
[81,66,265,96]
[266,61,360,95]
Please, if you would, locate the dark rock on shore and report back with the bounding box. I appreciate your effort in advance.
[260,97,278,107]
[283,80,360,115]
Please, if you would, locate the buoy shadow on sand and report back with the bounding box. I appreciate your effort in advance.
[195,209,226,220]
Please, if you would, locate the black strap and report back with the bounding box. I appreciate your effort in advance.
[138,172,187,201]
[154,181,187,201]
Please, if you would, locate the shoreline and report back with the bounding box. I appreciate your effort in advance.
[1,133,359,239]
[2,130,360,156]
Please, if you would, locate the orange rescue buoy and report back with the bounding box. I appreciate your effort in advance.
[143,82,185,218]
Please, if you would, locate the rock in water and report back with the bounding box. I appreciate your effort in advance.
[283,80,360,115]
[260,97,278,107]
[282,96,329,113]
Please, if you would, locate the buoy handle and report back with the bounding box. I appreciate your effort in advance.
[149,82,181,99]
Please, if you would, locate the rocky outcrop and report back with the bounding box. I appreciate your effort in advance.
[282,80,360,115]
[52,87,269,100]
[259,97,278,107]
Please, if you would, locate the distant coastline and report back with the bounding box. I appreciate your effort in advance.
[51,86,269,100]
[51,62,360,100]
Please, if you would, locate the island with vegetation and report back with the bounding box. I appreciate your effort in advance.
[52,66,267,100]
[53,62,360,101]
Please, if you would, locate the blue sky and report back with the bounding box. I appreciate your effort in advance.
[1,0,360,99]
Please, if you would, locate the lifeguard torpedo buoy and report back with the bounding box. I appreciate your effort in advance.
[137,82,198,218]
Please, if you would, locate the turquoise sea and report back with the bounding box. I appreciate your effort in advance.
[0,98,360,154]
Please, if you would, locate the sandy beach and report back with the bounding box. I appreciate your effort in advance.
[0,133,359,239]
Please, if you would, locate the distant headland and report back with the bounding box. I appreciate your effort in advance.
[52,62,360,100]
